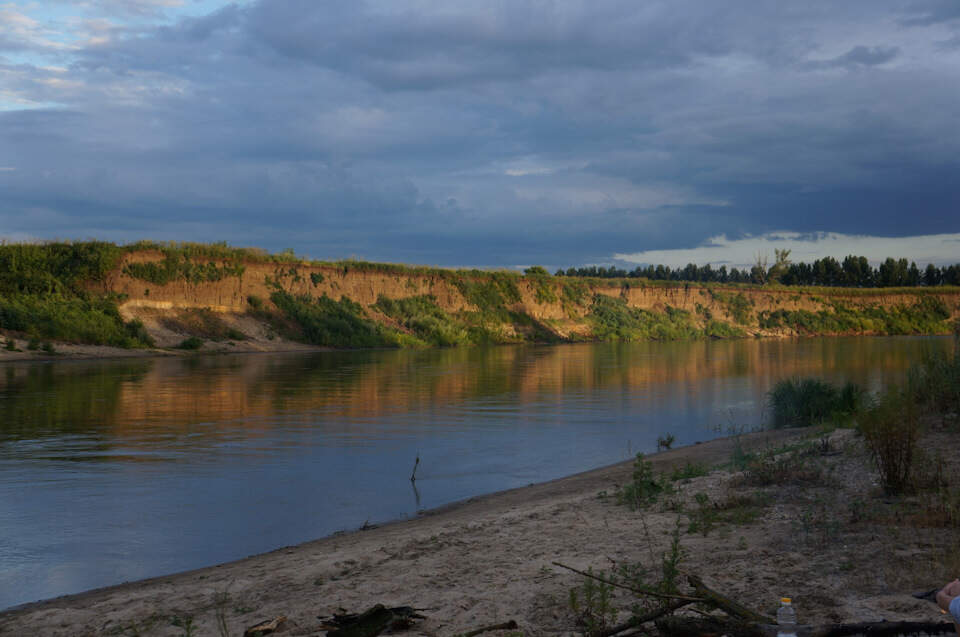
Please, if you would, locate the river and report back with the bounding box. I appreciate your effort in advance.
[0,336,950,610]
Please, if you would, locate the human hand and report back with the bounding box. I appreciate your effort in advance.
[943,579,960,597]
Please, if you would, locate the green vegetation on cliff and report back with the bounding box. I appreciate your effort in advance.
[0,242,152,348]
[0,241,957,350]
[757,296,951,335]
[268,290,399,349]
[373,295,472,346]
[587,294,745,341]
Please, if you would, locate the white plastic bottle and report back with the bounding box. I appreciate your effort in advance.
[776,597,797,637]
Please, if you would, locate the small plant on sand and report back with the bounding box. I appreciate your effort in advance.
[729,436,757,471]
[568,567,617,634]
[616,453,672,510]
[670,461,709,482]
[3,337,15,351]
[734,449,823,487]
[170,614,196,637]
[686,492,719,536]
[656,433,675,451]
[793,495,842,547]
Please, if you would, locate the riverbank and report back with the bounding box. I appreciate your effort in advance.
[2,424,956,636]
[0,330,329,363]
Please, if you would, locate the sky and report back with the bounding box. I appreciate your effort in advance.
[1,1,959,270]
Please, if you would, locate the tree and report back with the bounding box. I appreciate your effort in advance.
[924,263,943,286]
[752,253,769,284]
[767,249,791,283]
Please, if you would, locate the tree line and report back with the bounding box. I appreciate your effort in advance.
[555,254,960,288]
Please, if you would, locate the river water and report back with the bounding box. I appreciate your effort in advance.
[0,336,950,610]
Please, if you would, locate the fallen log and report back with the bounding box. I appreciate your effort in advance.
[795,620,956,637]
[686,574,774,625]
[320,605,426,637]
[656,614,765,637]
[591,599,696,637]
[243,615,286,636]
[456,620,519,637]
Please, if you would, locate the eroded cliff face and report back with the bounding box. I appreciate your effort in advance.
[109,252,960,347]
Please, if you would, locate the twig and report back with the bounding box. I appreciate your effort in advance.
[685,574,773,624]
[410,453,420,482]
[590,599,693,637]
[456,620,518,637]
[551,562,704,602]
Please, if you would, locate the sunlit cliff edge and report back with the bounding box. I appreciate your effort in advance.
[0,241,958,355]
[109,246,960,349]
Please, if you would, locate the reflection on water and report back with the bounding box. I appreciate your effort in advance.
[0,336,950,609]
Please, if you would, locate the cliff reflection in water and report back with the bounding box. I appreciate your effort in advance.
[0,336,952,611]
[0,336,947,447]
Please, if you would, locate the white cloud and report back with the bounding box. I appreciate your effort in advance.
[614,231,960,268]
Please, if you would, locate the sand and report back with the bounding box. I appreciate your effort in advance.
[1,425,956,636]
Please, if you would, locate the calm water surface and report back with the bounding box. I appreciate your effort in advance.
[0,336,950,609]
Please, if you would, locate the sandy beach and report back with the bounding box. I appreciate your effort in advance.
[1,424,955,636]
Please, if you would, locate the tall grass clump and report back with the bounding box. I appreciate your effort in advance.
[859,387,921,494]
[906,349,960,420]
[768,378,864,428]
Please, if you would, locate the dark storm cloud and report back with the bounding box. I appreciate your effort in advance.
[901,0,960,25]
[2,0,960,266]
[801,45,901,70]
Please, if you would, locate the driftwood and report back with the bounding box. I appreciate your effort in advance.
[320,604,426,637]
[686,574,774,624]
[457,620,520,637]
[655,614,765,637]
[243,615,286,636]
[592,599,696,637]
[558,565,953,637]
[552,562,705,602]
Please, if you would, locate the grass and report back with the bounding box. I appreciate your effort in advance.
[767,378,865,428]
[669,461,709,482]
[710,291,754,325]
[757,297,953,335]
[373,294,471,346]
[269,290,399,348]
[588,295,703,341]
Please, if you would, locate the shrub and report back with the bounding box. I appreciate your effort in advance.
[588,295,701,341]
[859,388,921,494]
[270,290,397,348]
[373,294,469,346]
[177,336,204,350]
